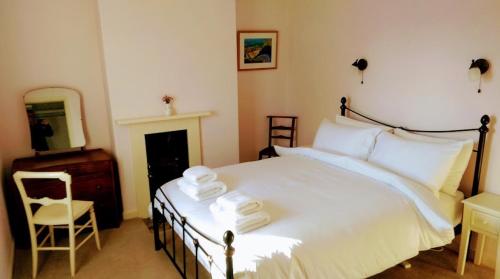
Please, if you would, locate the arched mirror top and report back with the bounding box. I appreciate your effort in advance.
[24,87,86,152]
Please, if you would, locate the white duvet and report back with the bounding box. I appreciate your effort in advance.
[154,147,455,279]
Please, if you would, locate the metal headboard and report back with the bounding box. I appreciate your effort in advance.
[340,96,490,197]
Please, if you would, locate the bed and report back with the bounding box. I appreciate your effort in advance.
[151,97,491,279]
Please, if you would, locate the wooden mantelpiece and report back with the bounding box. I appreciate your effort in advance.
[115,111,212,126]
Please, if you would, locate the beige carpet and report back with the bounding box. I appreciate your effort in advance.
[13,219,493,278]
[13,219,182,279]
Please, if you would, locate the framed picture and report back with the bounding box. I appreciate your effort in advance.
[237,30,278,71]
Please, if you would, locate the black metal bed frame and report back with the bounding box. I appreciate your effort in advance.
[150,96,490,279]
[340,96,490,197]
[151,187,234,279]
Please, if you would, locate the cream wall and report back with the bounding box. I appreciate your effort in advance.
[98,0,239,217]
[0,151,14,279]
[236,0,291,162]
[285,0,500,269]
[0,0,114,169]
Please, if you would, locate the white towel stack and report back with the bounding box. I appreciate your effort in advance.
[210,191,270,234]
[178,166,227,201]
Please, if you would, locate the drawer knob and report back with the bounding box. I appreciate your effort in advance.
[96,185,102,190]
[482,219,489,225]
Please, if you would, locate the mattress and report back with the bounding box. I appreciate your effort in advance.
[439,190,465,226]
[153,147,456,279]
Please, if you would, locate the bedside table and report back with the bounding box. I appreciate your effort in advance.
[457,192,500,278]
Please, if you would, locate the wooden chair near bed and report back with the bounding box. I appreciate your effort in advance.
[13,171,101,278]
[259,115,298,160]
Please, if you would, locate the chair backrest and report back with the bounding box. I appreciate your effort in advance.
[13,171,73,225]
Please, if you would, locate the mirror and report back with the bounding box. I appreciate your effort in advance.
[24,87,86,152]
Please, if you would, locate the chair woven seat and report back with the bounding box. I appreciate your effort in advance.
[33,200,93,225]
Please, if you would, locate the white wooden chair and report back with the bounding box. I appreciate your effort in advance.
[13,171,101,278]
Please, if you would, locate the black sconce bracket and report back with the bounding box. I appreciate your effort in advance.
[469,58,490,93]
[352,58,368,84]
[352,59,368,71]
[470,58,490,74]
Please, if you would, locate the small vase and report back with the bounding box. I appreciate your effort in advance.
[164,103,174,116]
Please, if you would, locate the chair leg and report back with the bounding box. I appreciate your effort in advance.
[49,225,55,247]
[90,206,101,250]
[69,224,76,278]
[29,225,38,279]
[31,244,38,279]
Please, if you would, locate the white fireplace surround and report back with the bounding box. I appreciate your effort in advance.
[116,112,211,218]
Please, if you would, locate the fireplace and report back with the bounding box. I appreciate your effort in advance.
[116,111,211,218]
[145,130,189,197]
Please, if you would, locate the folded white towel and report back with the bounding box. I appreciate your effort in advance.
[209,203,271,234]
[183,166,217,185]
[216,191,263,215]
[178,178,226,201]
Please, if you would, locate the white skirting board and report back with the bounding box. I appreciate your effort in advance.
[123,210,138,220]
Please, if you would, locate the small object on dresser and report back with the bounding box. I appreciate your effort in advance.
[457,192,500,278]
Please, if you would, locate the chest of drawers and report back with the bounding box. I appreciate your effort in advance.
[6,149,122,248]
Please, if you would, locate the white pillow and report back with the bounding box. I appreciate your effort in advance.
[368,132,463,196]
[313,118,382,160]
[336,115,394,132]
[394,129,473,196]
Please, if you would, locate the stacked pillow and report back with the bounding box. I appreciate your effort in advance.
[312,116,474,197]
[393,129,473,196]
[368,132,464,197]
[313,118,382,160]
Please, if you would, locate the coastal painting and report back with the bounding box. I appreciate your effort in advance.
[238,31,278,71]
[244,38,272,63]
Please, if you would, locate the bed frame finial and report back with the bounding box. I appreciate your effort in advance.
[224,230,235,279]
[340,97,347,116]
[472,114,491,197]
[481,115,490,128]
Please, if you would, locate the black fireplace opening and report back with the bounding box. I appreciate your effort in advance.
[145,130,189,197]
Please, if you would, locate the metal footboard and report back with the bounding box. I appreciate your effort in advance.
[152,188,234,279]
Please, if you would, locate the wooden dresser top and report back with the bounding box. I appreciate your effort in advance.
[12,149,112,170]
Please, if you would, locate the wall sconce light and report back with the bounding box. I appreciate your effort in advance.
[469,58,490,93]
[352,58,368,84]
